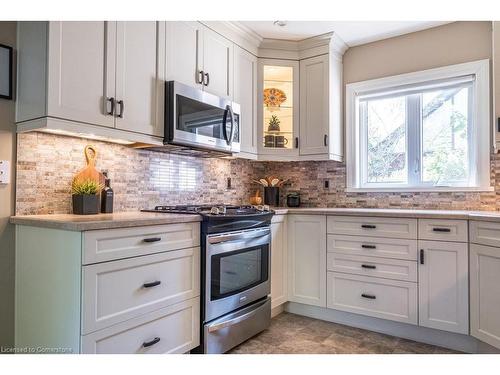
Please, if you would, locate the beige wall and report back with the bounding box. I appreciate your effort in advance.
[344,21,492,84]
[0,21,16,349]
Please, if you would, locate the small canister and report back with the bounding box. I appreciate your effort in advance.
[286,192,300,207]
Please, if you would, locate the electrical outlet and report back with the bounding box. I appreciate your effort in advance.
[0,160,10,184]
[324,180,329,189]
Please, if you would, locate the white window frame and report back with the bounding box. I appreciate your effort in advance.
[345,59,492,192]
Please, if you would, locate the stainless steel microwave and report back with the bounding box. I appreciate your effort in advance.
[164,81,240,154]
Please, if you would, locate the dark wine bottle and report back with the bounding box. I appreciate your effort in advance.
[101,171,114,213]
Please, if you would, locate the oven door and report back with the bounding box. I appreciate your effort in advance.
[205,227,271,322]
[165,81,240,153]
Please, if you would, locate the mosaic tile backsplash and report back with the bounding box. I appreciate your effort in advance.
[16,132,500,215]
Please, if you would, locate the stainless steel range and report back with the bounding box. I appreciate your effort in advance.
[142,204,274,353]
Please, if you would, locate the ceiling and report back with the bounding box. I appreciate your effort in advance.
[239,21,452,47]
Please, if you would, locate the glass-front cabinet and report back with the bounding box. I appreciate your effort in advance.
[258,59,299,157]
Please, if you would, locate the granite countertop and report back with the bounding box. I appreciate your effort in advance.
[10,211,202,231]
[12,207,500,232]
[272,207,500,222]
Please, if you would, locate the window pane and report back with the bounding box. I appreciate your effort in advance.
[422,86,470,185]
[365,96,407,183]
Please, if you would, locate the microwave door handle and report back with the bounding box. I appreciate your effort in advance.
[227,105,235,146]
[222,105,234,146]
[222,106,229,144]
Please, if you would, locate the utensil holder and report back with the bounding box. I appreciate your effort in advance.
[264,187,280,206]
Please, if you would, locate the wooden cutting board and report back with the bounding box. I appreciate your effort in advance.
[73,145,105,186]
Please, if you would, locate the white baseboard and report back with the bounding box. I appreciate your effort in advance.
[271,304,285,318]
[285,302,499,354]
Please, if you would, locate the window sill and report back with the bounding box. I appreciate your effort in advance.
[345,186,495,193]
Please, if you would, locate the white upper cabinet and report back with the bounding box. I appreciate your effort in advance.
[418,240,469,334]
[202,27,233,98]
[16,21,116,127]
[288,214,327,307]
[115,21,164,137]
[16,21,165,141]
[300,54,329,156]
[165,22,233,99]
[233,45,257,157]
[165,21,203,89]
[47,21,116,128]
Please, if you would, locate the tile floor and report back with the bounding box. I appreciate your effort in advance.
[229,312,461,354]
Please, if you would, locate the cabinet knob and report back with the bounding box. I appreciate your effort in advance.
[106,97,115,115]
[324,134,328,147]
[204,72,210,86]
[295,137,299,149]
[361,293,376,300]
[143,280,161,288]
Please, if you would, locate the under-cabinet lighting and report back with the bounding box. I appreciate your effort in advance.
[39,128,136,145]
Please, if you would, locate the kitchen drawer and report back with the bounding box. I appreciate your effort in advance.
[82,247,200,334]
[418,219,468,242]
[327,234,418,261]
[327,216,417,239]
[470,220,500,248]
[327,272,417,324]
[83,223,200,264]
[81,297,200,354]
[327,253,417,282]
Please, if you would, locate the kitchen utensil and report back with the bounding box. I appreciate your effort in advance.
[263,186,280,206]
[259,178,269,187]
[271,178,280,187]
[73,145,105,186]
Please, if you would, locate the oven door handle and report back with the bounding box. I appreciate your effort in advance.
[207,302,263,333]
[208,228,270,245]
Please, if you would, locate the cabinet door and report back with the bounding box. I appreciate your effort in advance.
[271,216,287,309]
[233,46,257,156]
[299,54,329,155]
[258,58,300,158]
[47,21,115,127]
[418,240,469,334]
[470,244,500,349]
[288,214,326,307]
[202,26,233,98]
[115,22,164,137]
[165,22,202,89]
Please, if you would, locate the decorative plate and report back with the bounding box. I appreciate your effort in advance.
[263,88,287,107]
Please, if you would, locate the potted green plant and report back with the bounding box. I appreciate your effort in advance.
[71,179,102,215]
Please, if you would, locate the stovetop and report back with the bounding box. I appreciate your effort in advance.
[141,204,272,217]
[141,204,274,234]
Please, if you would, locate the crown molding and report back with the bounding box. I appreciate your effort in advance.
[203,21,349,60]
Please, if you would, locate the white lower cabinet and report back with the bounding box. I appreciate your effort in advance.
[470,243,500,349]
[288,215,326,307]
[271,215,287,309]
[81,298,200,354]
[418,240,469,334]
[327,272,418,324]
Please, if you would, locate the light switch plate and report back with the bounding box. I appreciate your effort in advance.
[0,160,10,184]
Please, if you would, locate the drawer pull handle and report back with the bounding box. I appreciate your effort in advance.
[361,264,376,269]
[143,237,161,243]
[420,249,425,265]
[361,244,376,249]
[142,337,161,348]
[361,293,376,300]
[432,227,451,233]
[361,224,376,229]
[143,281,161,288]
